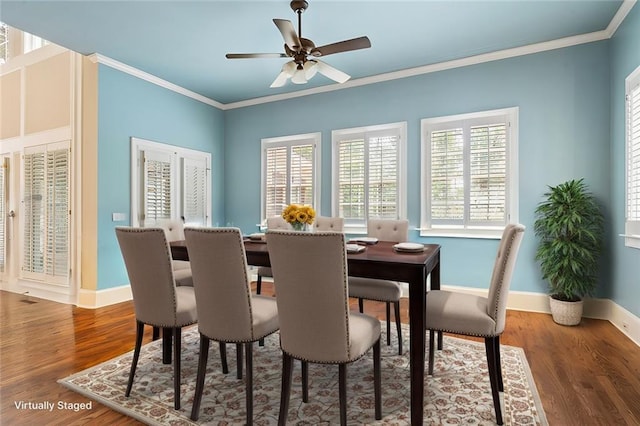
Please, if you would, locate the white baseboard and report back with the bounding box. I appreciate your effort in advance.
[438,284,640,347]
[77,285,132,309]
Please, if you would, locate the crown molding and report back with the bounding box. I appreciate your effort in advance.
[85,0,637,110]
[87,53,225,110]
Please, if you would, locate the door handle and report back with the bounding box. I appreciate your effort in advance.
[8,210,15,218]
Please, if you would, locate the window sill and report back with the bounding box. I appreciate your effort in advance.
[419,228,503,239]
[619,234,640,249]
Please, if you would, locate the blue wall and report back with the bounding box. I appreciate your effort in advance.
[610,5,640,317]
[96,65,225,289]
[224,42,612,298]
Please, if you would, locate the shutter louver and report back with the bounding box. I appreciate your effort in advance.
[430,128,464,222]
[183,157,207,226]
[290,144,314,206]
[628,82,640,221]
[22,145,70,282]
[368,135,398,218]
[0,159,6,272]
[265,146,288,219]
[143,152,172,225]
[469,124,507,224]
[338,138,365,220]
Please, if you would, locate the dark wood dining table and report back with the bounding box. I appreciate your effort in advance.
[170,238,441,425]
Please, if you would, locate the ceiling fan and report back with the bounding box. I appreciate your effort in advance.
[226,0,371,88]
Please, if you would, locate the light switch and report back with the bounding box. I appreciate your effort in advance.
[112,212,127,222]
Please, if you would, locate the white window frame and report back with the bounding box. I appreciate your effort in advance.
[331,122,407,234]
[260,132,321,224]
[624,65,640,249]
[131,137,211,228]
[420,107,518,239]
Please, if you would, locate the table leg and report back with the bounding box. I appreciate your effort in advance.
[430,259,444,350]
[409,268,427,425]
[163,327,172,364]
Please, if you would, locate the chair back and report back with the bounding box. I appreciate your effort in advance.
[154,219,185,242]
[184,227,256,341]
[313,216,344,232]
[266,231,353,363]
[115,227,179,325]
[367,219,409,242]
[487,224,526,333]
[266,216,291,230]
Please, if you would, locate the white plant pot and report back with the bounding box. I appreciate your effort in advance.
[549,296,584,326]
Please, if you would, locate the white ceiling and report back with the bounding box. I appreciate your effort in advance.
[0,0,630,106]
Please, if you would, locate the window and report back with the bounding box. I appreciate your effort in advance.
[0,23,7,64]
[23,31,48,54]
[332,122,407,233]
[421,108,518,238]
[21,141,70,284]
[131,138,211,228]
[625,66,640,249]
[261,133,320,222]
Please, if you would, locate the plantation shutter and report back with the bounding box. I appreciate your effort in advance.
[142,150,173,226]
[626,69,640,248]
[22,143,70,283]
[430,128,464,224]
[0,158,7,273]
[182,156,207,226]
[337,129,401,225]
[469,123,507,225]
[265,146,288,219]
[262,137,317,221]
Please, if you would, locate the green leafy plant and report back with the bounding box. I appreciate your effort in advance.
[534,179,604,302]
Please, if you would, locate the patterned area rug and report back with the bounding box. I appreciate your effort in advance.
[59,323,548,425]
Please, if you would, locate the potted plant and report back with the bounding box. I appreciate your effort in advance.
[533,178,604,325]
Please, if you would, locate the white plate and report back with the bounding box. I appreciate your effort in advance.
[393,242,425,252]
[248,232,265,241]
[346,244,366,253]
[349,237,378,244]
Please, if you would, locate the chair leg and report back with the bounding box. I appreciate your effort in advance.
[358,298,364,313]
[278,353,294,426]
[190,336,210,421]
[256,274,262,294]
[236,343,243,379]
[386,302,391,346]
[173,327,182,410]
[219,341,229,374]
[301,360,309,403]
[126,320,144,397]
[245,342,254,426]
[152,326,160,341]
[438,330,443,350]
[338,363,347,426]
[373,339,382,420]
[394,301,402,355]
[495,335,504,392]
[485,337,504,425]
[428,329,435,375]
[162,327,172,364]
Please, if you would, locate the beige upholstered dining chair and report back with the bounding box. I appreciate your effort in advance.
[348,218,409,355]
[184,227,280,424]
[266,231,382,426]
[426,223,525,425]
[313,216,345,232]
[256,216,291,294]
[155,218,192,287]
[115,227,198,410]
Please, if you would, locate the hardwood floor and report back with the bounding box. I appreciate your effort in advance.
[1,286,639,425]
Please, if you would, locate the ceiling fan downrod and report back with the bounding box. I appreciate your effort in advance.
[290,0,308,39]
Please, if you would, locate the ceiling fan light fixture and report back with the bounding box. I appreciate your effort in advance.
[291,66,308,84]
[303,60,318,79]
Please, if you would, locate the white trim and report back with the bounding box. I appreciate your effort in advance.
[76,285,132,309]
[80,0,637,110]
[431,285,640,347]
[0,43,67,75]
[88,53,225,109]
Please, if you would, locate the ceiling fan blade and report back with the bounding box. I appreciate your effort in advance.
[315,60,350,84]
[273,19,301,50]
[226,53,288,59]
[270,72,289,88]
[310,36,371,57]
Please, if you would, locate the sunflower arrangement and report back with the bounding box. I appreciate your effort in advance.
[282,204,316,231]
